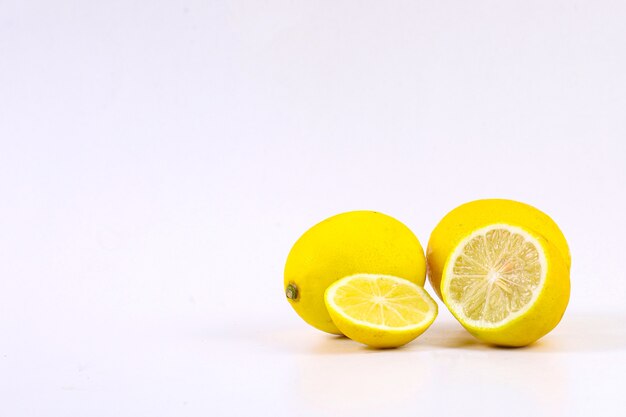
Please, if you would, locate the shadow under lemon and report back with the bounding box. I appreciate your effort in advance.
[524,311,626,353]
[259,310,626,355]
[411,310,626,353]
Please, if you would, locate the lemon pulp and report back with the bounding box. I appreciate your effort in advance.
[325,274,437,348]
[444,224,546,328]
[332,275,433,328]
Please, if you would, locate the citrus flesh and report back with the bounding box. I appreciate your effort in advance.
[325,274,437,348]
[427,199,570,300]
[441,224,570,347]
[285,211,426,334]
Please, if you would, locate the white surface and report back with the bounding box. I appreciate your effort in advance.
[1,1,625,416]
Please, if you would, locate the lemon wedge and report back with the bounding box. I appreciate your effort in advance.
[324,274,438,348]
[441,224,570,347]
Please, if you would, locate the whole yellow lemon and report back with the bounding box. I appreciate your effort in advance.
[427,199,570,300]
[284,211,426,334]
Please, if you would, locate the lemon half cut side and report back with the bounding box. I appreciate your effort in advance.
[325,274,438,348]
[441,224,570,347]
[427,199,571,300]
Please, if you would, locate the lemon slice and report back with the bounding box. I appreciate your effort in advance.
[441,224,570,347]
[324,274,438,348]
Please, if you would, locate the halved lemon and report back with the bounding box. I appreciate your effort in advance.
[441,224,570,347]
[427,199,571,300]
[324,274,438,348]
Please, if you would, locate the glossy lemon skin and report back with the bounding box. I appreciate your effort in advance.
[427,199,570,300]
[441,226,570,347]
[284,211,426,334]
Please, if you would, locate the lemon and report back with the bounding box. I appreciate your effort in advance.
[427,199,570,299]
[284,211,426,334]
[441,224,570,347]
[325,274,438,348]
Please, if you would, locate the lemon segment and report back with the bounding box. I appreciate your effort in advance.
[441,224,570,347]
[325,274,437,348]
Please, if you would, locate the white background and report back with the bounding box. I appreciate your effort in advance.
[1,1,625,416]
